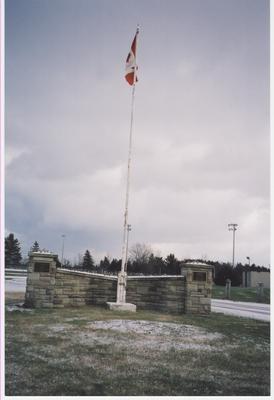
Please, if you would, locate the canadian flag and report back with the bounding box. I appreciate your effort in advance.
[125,29,139,85]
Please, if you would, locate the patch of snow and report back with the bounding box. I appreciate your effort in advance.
[5,268,28,273]
[58,268,117,280]
[49,324,74,332]
[64,317,89,322]
[183,261,211,266]
[127,275,183,279]
[31,250,53,255]
[88,319,222,340]
[73,320,225,352]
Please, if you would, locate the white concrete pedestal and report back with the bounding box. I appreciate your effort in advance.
[106,271,136,312]
[106,302,136,312]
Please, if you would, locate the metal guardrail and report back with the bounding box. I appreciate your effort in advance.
[5,269,27,276]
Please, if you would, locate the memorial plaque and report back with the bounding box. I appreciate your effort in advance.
[34,262,50,272]
[193,271,207,281]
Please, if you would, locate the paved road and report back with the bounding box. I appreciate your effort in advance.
[5,276,27,293]
[212,299,270,321]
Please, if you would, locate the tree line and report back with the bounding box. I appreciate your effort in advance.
[5,233,270,286]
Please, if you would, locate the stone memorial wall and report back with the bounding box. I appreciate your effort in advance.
[126,276,185,313]
[25,252,212,315]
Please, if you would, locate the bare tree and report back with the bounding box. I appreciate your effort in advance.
[129,243,153,265]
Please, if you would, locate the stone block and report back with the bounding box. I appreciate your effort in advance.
[29,272,41,281]
[39,273,51,278]
[35,281,49,289]
[55,288,64,295]
[41,303,53,308]
[200,298,210,305]
[53,298,63,304]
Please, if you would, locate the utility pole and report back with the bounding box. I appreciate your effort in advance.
[228,224,238,267]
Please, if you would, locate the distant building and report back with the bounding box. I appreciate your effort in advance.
[242,271,270,288]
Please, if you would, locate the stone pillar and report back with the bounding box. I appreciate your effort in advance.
[256,282,264,302]
[25,251,57,308]
[225,279,231,299]
[181,262,213,314]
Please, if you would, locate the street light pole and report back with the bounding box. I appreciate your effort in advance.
[61,234,66,266]
[246,256,251,267]
[228,224,238,267]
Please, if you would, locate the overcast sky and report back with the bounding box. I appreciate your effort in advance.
[5,0,270,266]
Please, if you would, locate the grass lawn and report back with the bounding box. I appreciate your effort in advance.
[5,293,270,396]
[212,285,270,304]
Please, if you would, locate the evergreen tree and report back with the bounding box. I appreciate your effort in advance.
[55,256,62,269]
[99,256,111,273]
[148,254,166,275]
[109,258,121,274]
[31,241,40,252]
[165,253,180,275]
[5,233,22,269]
[82,250,95,271]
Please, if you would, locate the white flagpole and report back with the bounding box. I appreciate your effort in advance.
[117,27,139,303]
[121,80,136,273]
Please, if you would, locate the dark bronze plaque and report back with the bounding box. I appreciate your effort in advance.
[34,262,50,272]
[193,272,207,281]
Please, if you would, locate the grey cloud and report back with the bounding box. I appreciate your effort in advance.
[5,0,270,266]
